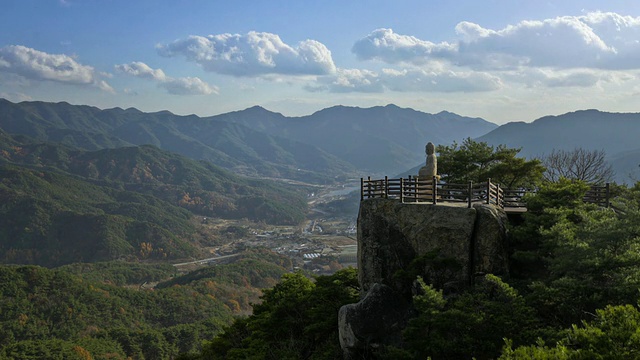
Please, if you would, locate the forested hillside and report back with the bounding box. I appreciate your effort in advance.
[0,99,356,183]
[0,132,308,266]
[476,109,640,183]
[0,250,292,360]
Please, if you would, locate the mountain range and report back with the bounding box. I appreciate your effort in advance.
[2,98,640,266]
[214,104,497,174]
[2,98,639,184]
[477,109,640,183]
[0,99,497,182]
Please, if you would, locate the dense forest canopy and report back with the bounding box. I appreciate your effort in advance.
[0,250,292,360]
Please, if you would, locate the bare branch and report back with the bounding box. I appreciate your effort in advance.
[539,148,614,184]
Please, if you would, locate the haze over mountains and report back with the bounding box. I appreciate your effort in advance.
[1,98,639,184]
[477,109,640,183]
[0,99,497,181]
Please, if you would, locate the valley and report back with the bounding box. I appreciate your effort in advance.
[172,180,360,276]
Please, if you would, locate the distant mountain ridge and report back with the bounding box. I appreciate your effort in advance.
[476,109,640,183]
[212,104,497,174]
[0,99,498,181]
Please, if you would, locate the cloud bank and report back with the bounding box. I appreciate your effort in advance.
[157,31,336,76]
[353,12,640,70]
[313,67,501,93]
[0,45,113,91]
[115,62,217,95]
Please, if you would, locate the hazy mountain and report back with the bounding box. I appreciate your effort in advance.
[213,104,498,174]
[610,148,640,184]
[0,99,354,184]
[476,109,640,183]
[0,99,497,180]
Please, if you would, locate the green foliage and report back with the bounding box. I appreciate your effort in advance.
[437,138,544,188]
[198,268,360,360]
[0,257,291,359]
[510,180,640,328]
[0,338,127,360]
[58,262,176,286]
[397,274,537,360]
[501,304,640,359]
[0,164,197,266]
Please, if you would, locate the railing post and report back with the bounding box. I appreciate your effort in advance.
[486,178,491,204]
[400,178,404,203]
[468,181,472,208]
[413,176,418,203]
[432,176,437,204]
[497,184,502,208]
[605,182,610,208]
[360,178,364,200]
[367,176,371,198]
[384,176,389,199]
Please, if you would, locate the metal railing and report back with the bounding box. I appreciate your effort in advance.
[361,176,504,208]
[361,176,610,210]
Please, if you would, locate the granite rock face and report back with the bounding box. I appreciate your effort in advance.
[339,199,509,358]
[338,283,412,360]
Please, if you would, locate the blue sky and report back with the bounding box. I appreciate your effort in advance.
[2,1,640,124]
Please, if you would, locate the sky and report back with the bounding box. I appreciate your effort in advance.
[2,1,640,124]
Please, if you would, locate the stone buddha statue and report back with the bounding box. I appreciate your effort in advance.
[418,142,439,179]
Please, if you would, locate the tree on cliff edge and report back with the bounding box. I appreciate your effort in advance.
[437,138,545,188]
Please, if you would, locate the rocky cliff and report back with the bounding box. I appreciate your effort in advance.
[339,199,509,359]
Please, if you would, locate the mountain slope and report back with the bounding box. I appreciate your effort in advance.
[0,99,497,179]
[0,163,197,266]
[476,110,640,183]
[0,253,291,359]
[0,134,308,224]
[0,99,355,183]
[0,133,310,266]
[212,104,498,173]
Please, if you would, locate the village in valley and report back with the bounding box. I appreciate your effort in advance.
[173,183,359,275]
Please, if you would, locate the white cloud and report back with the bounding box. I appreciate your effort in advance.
[312,67,501,93]
[0,45,113,91]
[161,77,217,95]
[116,61,217,95]
[353,12,640,70]
[157,31,337,77]
[115,62,166,81]
[382,68,502,92]
[352,28,456,65]
[327,69,383,93]
[501,68,623,88]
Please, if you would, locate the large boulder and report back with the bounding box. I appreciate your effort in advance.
[340,199,510,358]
